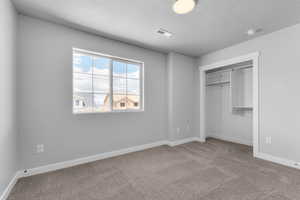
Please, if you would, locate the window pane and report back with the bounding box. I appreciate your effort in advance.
[113,77,126,94]
[73,93,93,113]
[94,57,110,75]
[113,61,126,77]
[73,49,143,113]
[113,94,127,110]
[94,94,111,112]
[93,75,110,93]
[73,54,93,74]
[127,78,140,95]
[127,64,140,79]
[73,73,92,93]
[126,95,140,110]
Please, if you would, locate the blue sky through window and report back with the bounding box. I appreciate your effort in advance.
[113,61,126,76]
[113,61,139,78]
[74,54,139,77]
[74,55,92,73]
[94,57,110,72]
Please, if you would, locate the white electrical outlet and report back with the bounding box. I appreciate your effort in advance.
[265,137,272,144]
[186,120,190,132]
[294,162,300,168]
[36,144,44,153]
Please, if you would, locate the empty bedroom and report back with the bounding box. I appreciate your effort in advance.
[1,0,300,199]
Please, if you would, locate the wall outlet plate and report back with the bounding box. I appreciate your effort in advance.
[294,162,300,167]
[36,144,44,153]
[265,136,271,144]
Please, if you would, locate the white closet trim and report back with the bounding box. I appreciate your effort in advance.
[199,52,260,157]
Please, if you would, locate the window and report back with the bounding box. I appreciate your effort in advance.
[73,48,143,113]
[120,102,125,107]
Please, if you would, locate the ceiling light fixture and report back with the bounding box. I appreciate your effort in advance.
[173,0,197,14]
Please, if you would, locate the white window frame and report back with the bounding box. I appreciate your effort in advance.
[72,48,144,114]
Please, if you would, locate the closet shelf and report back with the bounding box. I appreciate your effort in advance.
[232,106,253,110]
[206,81,230,86]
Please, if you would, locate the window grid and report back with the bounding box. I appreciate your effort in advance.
[109,58,113,112]
[91,55,94,111]
[73,49,143,114]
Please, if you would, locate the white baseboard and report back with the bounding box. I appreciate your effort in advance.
[167,137,202,147]
[0,172,21,200]
[1,137,200,199]
[20,140,168,177]
[2,138,300,199]
[194,137,206,143]
[20,138,202,177]
[255,152,300,170]
[19,138,300,178]
[207,134,252,146]
[208,136,300,170]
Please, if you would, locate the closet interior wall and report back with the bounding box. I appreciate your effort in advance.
[205,61,253,146]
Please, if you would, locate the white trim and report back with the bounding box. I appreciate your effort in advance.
[199,52,259,71]
[199,52,260,156]
[72,47,145,115]
[2,138,299,199]
[20,140,167,177]
[256,153,300,170]
[0,172,21,200]
[16,139,300,180]
[208,135,252,146]
[19,137,203,178]
[167,137,203,147]
[193,137,206,143]
[199,65,206,142]
[73,47,144,65]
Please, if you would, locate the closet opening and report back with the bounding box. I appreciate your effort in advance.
[199,53,260,156]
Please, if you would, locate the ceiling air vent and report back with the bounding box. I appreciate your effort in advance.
[157,29,172,38]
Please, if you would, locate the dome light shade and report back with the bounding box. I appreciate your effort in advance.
[173,0,196,14]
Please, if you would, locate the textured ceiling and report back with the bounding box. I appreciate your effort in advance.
[12,0,300,56]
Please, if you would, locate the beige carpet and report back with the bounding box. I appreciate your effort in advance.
[8,138,300,200]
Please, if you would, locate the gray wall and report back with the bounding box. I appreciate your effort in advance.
[198,23,300,162]
[0,0,18,195]
[167,53,197,141]
[18,16,168,169]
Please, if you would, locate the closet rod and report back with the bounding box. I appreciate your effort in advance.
[206,64,253,74]
[231,64,253,71]
[206,81,230,86]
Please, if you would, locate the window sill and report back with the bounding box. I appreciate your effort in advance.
[73,109,145,115]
